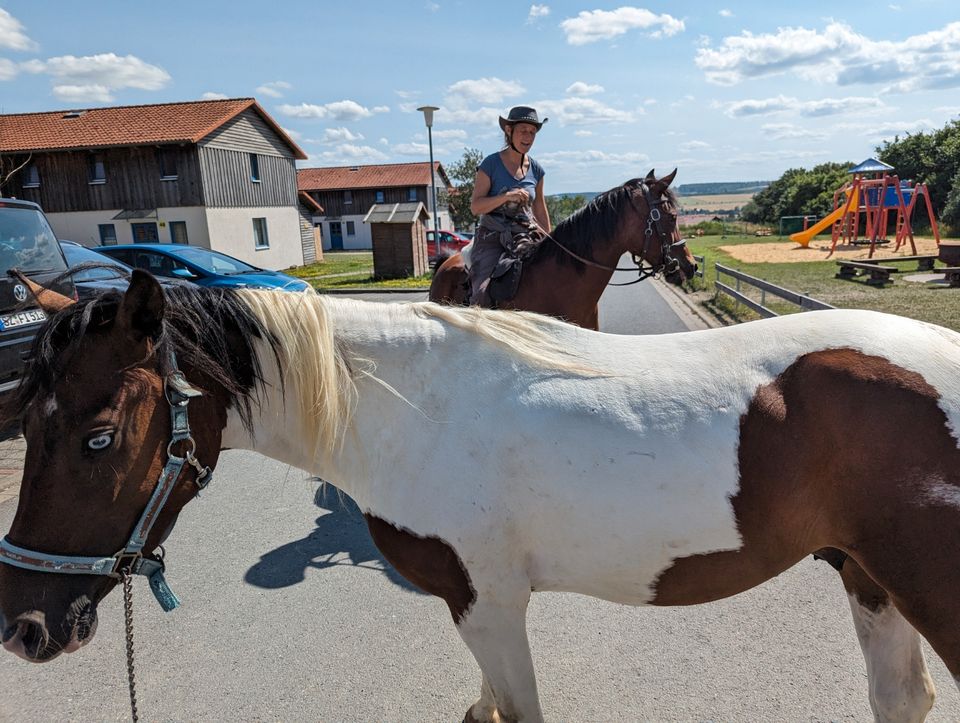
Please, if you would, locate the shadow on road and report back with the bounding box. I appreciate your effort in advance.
[244,483,425,595]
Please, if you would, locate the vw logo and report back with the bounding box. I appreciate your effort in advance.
[13,284,28,303]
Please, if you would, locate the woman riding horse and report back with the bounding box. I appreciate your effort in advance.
[469,106,551,306]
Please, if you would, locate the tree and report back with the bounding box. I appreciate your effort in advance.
[546,194,587,225]
[441,147,483,232]
[0,153,31,197]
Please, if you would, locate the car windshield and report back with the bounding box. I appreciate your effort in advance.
[61,244,128,281]
[0,205,68,274]
[172,247,259,275]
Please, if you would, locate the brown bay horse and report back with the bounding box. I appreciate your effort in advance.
[430,169,697,330]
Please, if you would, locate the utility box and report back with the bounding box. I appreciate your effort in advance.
[364,202,430,279]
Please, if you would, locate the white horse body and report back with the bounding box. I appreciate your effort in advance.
[223,298,960,608]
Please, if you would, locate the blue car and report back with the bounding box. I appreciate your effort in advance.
[96,243,312,292]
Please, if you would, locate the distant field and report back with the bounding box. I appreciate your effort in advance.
[678,192,755,212]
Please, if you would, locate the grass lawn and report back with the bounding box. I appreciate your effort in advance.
[286,251,430,290]
[686,234,960,332]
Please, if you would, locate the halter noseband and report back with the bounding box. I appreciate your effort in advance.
[546,181,687,286]
[0,351,212,612]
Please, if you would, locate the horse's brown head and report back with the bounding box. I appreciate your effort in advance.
[628,169,697,286]
[0,272,258,662]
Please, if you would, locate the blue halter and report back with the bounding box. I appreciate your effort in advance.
[0,352,212,612]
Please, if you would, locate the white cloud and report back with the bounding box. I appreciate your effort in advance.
[393,142,430,156]
[719,9,733,18]
[278,99,377,121]
[372,105,390,113]
[319,127,365,143]
[721,94,884,117]
[0,9,37,52]
[54,84,112,103]
[379,137,389,145]
[26,53,171,102]
[426,2,440,11]
[695,20,960,92]
[574,130,594,136]
[281,126,302,141]
[0,58,16,81]
[201,91,229,100]
[433,128,467,140]
[560,7,684,46]
[889,4,901,9]
[256,80,292,98]
[446,77,525,105]
[538,149,651,167]
[527,4,550,23]
[309,143,389,164]
[537,97,639,125]
[760,123,827,140]
[679,140,711,152]
[566,81,604,96]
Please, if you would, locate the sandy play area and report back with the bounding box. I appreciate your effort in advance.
[719,236,946,264]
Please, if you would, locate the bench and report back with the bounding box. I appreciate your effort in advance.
[835,260,898,286]
[856,255,938,272]
[939,267,960,287]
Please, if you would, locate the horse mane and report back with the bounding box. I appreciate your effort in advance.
[536,179,678,271]
[15,283,282,436]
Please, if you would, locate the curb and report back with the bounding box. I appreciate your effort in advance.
[319,287,430,295]
[652,279,727,330]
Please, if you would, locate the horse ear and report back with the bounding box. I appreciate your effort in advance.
[117,269,166,342]
[7,269,75,313]
[660,168,678,188]
[644,169,656,182]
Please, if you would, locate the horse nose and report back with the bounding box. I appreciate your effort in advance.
[2,613,49,660]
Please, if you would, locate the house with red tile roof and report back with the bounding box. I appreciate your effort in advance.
[0,98,316,269]
[298,162,452,250]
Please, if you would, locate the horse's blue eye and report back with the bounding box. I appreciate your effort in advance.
[87,433,113,451]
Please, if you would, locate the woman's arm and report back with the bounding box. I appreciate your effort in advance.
[533,177,551,232]
[470,169,529,216]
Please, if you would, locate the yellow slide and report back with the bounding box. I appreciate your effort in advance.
[790,187,859,247]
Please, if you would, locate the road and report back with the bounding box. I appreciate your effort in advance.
[0,277,957,722]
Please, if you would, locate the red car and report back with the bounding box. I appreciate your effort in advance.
[426,230,471,260]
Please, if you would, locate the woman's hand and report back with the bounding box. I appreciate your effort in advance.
[502,188,530,206]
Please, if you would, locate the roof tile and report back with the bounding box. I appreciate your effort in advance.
[297,162,450,191]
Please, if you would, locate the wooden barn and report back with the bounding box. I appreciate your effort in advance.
[363,201,430,278]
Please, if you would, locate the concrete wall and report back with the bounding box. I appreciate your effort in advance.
[205,206,303,269]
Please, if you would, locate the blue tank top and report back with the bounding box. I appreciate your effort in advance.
[479,152,545,210]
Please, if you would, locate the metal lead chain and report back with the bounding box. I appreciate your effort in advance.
[122,573,140,723]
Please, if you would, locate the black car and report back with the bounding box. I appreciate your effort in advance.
[0,198,75,413]
[59,240,133,298]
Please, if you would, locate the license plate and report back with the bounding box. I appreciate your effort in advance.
[0,308,47,331]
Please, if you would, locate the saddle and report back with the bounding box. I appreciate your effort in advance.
[466,216,546,307]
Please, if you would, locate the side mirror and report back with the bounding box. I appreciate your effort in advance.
[170,268,197,279]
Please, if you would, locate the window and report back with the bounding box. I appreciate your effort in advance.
[346,221,355,236]
[343,190,353,205]
[98,224,118,245]
[23,164,40,188]
[89,153,106,184]
[253,217,269,249]
[375,190,385,203]
[407,187,418,202]
[249,153,260,182]
[169,221,188,244]
[158,149,178,179]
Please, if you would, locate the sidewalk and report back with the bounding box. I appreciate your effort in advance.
[0,433,25,504]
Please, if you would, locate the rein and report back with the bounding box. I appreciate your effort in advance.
[0,350,212,721]
[542,182,685,286]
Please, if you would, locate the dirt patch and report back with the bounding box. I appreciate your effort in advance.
[719,236,945,264]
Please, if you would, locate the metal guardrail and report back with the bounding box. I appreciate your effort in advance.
[714,263,834,318]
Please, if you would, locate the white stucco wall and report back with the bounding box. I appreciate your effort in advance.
[46,207,211,248]
[205,206,303,270]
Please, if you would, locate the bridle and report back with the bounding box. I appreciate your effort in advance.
[0,350,211,610]
[545,181,688,286]
[0,350,212,721]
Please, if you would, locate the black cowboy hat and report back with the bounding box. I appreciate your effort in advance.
[498,106,548,131]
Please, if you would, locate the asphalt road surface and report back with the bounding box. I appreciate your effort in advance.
[1,278,957,721]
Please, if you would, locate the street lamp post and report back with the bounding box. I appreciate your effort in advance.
[417,106,441,258]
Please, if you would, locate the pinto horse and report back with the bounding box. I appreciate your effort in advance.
[429,169,697,329]
[2,274,960,722]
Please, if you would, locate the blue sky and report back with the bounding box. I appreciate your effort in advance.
[1,1,959,193]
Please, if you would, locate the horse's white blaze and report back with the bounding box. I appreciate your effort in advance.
[221,302,960,605]
[846,594,936,722]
